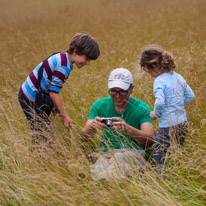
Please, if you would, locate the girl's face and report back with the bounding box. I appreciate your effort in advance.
[148,66,161,78]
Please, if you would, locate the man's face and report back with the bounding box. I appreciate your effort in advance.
[109,87,133,107]
[72,52,91,68]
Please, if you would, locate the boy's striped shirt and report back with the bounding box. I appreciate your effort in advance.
[20,52,73,103]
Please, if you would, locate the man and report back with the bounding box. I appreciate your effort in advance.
[18,33,100,147]
[81,68,155,179]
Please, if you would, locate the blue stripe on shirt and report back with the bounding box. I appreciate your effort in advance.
[58,65,70,74]
[25,81,36,98]
[36,63,42,72]
[42,76,48,90]
[51,79,62,86]
[49,86,61,93]
[51,55,58,68]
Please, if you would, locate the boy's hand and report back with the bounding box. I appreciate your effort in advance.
[150,111,157,120]
[63,115,74,129]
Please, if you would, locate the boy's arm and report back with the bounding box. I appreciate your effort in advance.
[48,63,72,128]
[50,92,73,129]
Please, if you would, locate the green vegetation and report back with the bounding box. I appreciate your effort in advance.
[0,0,205,205]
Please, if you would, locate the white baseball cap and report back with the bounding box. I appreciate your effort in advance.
[108,68,133,90]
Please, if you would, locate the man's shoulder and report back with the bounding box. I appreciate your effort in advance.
[129,97,153,124]
[130,97,151,109]
[89,97,112,119]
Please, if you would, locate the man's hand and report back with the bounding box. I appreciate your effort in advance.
[111,117,128,133]
[150,111,157,120]
[80,117,106,141]
[92,117,106,130]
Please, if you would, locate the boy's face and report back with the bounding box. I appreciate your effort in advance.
[72,51,91,68]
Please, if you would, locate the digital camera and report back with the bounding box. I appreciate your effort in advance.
[101,118,113,127]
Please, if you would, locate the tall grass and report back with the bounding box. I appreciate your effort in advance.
[0,0,205,205]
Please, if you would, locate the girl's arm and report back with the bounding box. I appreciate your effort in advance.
[153,78,165,118]
[184,83,195,106]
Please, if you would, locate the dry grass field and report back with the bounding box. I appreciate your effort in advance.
[0,0,206,205]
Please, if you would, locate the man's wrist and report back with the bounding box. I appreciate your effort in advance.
[125,124,131,134]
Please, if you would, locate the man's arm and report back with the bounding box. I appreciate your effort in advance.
[112,117,155,147]
[49,92,73,129]
[80,117,106,141]
[132,122,155,147]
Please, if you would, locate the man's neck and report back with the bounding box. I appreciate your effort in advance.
[114,101,129,113]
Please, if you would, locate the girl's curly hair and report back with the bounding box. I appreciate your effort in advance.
[139,45,176,73]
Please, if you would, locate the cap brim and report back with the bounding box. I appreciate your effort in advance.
[108,81,130,90]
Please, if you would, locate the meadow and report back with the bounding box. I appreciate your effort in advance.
[0,0,206,205]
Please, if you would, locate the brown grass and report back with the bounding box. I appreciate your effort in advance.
[0,0,206,205]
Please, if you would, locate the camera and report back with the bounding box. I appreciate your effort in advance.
[101,118,113,127]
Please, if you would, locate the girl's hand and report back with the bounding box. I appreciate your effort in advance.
[150,111,157,120]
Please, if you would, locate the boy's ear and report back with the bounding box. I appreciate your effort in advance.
[73,49,77,55]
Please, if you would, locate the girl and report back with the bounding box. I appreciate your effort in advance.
[139,45,195,175]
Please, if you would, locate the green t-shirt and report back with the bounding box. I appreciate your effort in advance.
[88,96,153,153]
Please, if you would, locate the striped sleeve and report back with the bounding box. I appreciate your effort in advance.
[49,53,71,93]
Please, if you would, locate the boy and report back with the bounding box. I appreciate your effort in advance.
[18,33,100,146]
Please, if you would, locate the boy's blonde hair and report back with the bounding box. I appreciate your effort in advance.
[139,45,176,73]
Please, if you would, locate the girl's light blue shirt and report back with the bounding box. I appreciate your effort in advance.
[153,71,195,128]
